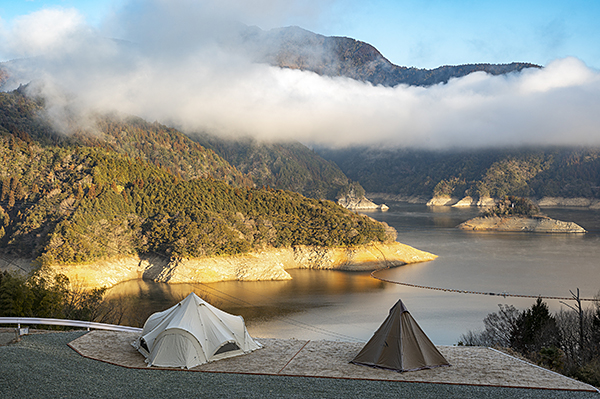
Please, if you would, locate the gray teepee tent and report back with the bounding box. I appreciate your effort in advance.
[351,299,449,372]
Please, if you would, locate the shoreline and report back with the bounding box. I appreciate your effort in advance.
[367,194,600,209]
[11,241,437,290]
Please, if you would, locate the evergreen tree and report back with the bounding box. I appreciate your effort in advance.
[511,297,560,354]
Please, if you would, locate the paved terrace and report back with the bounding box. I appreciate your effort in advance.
[1,329,598,398]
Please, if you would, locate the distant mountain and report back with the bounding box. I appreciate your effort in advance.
[191,133,364,201]
[190,26,539,201]
[240,26,540,86]
[0,24,548,208]
[317,146,600,202]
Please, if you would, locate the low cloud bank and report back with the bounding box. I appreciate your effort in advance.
[1,2,599,149]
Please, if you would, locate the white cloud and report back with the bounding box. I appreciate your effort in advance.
[0,8,91,59]
[2,1,600,149]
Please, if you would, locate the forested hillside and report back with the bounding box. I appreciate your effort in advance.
[1,87,251,187]
[318,147,600,200]
[192,133,364,201]
[0,89,389,264]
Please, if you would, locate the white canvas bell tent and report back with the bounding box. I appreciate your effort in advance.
[351,299,449,372]
[133,292,261,369]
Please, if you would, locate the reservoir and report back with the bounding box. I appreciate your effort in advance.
[106,203,600,345]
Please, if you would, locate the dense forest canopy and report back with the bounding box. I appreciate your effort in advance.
[482,196,541,217]
[0,87,251,186]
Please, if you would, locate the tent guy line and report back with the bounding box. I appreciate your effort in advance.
[277,340,311,374]
[194,280,366,342]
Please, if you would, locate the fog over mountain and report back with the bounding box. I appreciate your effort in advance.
[1,1,599,149]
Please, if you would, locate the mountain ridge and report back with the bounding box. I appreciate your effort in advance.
[241,25,540,86]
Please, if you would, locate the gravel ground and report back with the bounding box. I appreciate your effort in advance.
[1,331,599,399]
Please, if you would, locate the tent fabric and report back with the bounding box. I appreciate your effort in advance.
[133,293,261,369]
[351,299,449,372]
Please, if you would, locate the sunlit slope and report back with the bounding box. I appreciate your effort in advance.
[0,89,391,267]
[0,87,251,186]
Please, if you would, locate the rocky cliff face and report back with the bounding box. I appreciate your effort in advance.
[427,196,502,207]
[457,215,586,233]
[426,196,460,206]
[428,195,600,209]
[337,196,389,211]
[537,197,600,209]
[43,242,437,289]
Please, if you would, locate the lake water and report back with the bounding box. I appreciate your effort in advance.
[106,203,600,345]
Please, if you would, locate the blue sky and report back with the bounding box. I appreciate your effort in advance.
[319,0,600,69]
[0,0,119,27]
[1,0,598,69]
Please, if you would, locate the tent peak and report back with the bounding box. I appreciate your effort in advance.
[391,299,408,314]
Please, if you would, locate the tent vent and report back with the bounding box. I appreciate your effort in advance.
[214,342,240,355]
[140,338,149,353]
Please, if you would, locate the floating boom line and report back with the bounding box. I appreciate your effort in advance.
[371,266,598,302]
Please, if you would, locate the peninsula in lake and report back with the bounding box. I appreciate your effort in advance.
[0,88,435,288]
[456,196,586,233]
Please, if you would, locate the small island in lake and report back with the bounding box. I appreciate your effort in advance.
[457,196,587,233]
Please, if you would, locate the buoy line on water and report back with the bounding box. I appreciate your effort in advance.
[371,266,599,302]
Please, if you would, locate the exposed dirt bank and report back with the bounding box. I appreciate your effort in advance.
[426,196,600,209]
[537,197,600,209]
[337,196,389,211]
[36,242,436,289]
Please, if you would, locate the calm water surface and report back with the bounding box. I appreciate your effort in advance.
[107,203,600,345]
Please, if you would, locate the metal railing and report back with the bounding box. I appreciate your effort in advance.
[0,317,142,333]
